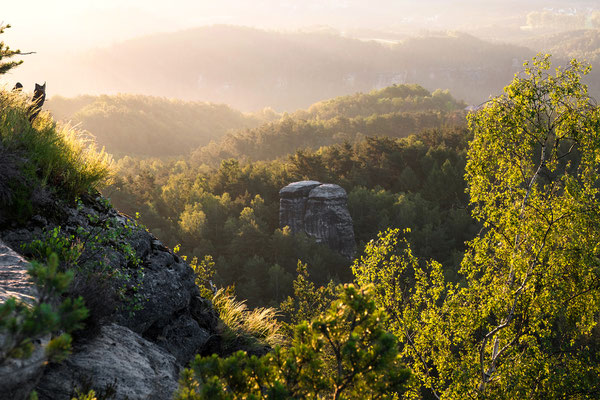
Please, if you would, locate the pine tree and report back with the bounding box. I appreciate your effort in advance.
[0,24,22,75]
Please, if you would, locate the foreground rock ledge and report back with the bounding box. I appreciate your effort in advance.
[0,193,221,400]
[36,324,179,400]
[0,240,47,400]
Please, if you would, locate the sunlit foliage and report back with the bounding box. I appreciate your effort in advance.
[176,285,410,400]
[353,56,600,399]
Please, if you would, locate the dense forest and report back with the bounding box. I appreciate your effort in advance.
[102,85,473,307]
[190,84,466,165]
[3,13,600,398]
[46,83,466,163]
[109,129,475,307]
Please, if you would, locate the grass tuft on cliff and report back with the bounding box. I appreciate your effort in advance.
[211,288,283,354]
[0,90,112,219]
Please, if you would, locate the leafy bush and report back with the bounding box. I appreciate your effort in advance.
[352,56,600,399]
[280,261,338,333]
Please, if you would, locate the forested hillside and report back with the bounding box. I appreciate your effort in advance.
[3,9,600,395]
[87,83,473,307]
[108,126,476,307]
[191,84,467,165]
[47,84,464,162]
[47,94,278,157]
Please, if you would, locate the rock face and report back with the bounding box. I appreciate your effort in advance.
[0,239,37,304]
[279,181,356,259]
[0,241,47,400]
[36,324,180,400]
[0,194,221,400]
[279,180,321,233]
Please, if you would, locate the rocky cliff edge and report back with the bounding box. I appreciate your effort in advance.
[0,193,220,400]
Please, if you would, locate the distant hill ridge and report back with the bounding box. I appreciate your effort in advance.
[47,94,278,158]
[190,83,467,165]
[22,25,542,111]
[48,84,465,161]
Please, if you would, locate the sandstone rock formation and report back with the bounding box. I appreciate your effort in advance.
[279,180,321,233]
[279,181,356,259]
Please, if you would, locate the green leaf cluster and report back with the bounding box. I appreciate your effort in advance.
[352,56,600,399]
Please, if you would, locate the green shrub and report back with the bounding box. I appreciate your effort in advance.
[0,253,88,367]
[23,218,145,317]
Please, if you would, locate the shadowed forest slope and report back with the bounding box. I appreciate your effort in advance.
[47,94,278,158]
[190,84,467,165]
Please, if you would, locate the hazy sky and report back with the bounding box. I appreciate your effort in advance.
[2,1,596,99]
[4,0,590,52]
[5,1,400,50]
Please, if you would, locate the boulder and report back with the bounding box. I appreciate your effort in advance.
[0,239,36,304]
[0,240,48,400]
[305,184,356,259]
[153,315,210,365]
[279,181,356,259]
[36,324,180,400]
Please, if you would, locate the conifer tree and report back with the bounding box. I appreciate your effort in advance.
[0,24,22,75]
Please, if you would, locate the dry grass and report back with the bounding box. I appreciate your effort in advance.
[211,288,284,351]
[0,90,112,205]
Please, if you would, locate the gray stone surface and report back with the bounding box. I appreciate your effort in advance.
[0,192,223,398]
[116,253,197,335]
[0,239,36,304]
[279,180,321,233]
[279,181,356,259]
[36,324,180,400]
[307,184,347,200]
[279,180,321,198]
[0,240,47,400]
[155,314,211,365]
[0,335,48,400]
